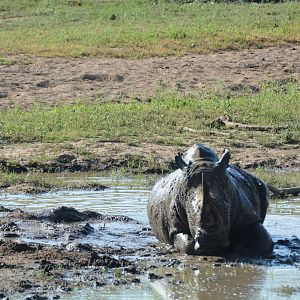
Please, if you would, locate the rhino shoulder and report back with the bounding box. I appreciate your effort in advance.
[227,166,268,226]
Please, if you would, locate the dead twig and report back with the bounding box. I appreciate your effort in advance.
[211,116,287,132]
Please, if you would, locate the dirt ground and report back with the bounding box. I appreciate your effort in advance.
[1,138,299,177]
[1,44,300,175]
[0,44,299,110]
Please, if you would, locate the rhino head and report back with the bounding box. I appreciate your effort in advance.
[175,144,232,254]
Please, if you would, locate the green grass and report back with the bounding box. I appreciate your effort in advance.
[0,57,14,65]
[254,168,300,189]
[0,0,299,58]
[0,83,299,144]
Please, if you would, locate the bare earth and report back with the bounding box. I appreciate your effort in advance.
[0,44,299,110]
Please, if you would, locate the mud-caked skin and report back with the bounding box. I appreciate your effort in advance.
[147,144,274,255]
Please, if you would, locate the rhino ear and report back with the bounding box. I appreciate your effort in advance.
[218,148,230,169]
[175,152,188,170]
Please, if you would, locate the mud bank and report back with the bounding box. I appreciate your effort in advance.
[1,139,299,176]
[0,206,299,299]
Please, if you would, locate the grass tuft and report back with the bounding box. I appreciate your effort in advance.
[0,84,299,145]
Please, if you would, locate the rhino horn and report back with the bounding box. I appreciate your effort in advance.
[175,152,188,170]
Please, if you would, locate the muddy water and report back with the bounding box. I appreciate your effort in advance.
[1,174,300,300]
[1,175,149,222]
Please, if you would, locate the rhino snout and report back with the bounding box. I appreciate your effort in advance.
[194,228,230,254]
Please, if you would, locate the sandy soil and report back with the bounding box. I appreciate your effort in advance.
[0,44,299,110]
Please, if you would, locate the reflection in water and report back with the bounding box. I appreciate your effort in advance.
[1,176,149,223]
[64,265,300,300]
[152,263,266,300]
[1,174,300,300]
[149,264,300,300]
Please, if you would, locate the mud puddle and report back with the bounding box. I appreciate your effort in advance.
[0,174,299,299]
[1,175,149,222]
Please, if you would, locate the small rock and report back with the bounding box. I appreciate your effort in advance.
[131,278,140,284]
[81,73,108,81]
[95,281,106,287]
[78,223,94,235]
[3,233,19,238]
[148,272,162,280]
[36,80,50,88]
[77,243,94,252]
[276,239,290,246]
[115,74,124,82]
[55,153,76,164]
[125,265,140,275]
[0,92,8,98]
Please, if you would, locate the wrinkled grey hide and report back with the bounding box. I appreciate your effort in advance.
[147,144,274,255]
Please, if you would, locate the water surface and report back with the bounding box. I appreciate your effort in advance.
[1,174,299,300]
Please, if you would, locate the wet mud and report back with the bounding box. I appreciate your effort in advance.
[0,206,299,299]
